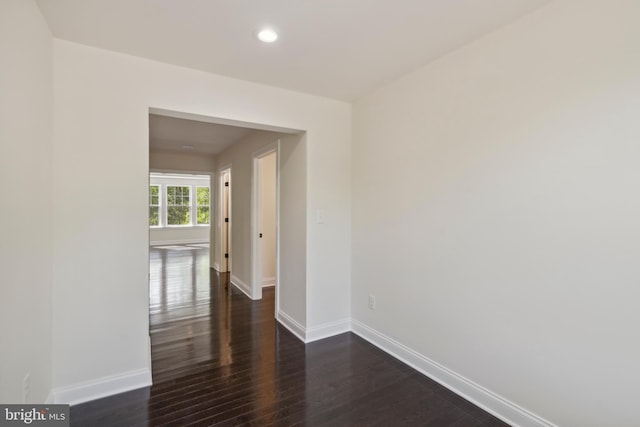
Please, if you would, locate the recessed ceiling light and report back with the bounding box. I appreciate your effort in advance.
[182,145,194,150]
[257,28,278,43]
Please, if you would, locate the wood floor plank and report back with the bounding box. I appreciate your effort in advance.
[70,245,510,426]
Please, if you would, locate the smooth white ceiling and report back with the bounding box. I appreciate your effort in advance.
[149,114,258,155]
[35,0,551,101]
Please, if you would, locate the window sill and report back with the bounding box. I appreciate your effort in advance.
[150,225,210,229]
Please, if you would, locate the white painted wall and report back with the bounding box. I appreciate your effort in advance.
[149,149,215,174]
[0,0,53,403]
[149,227,209,246]
[352,2,640,427]
[278,134,308,330]
[260,152,277,286]
[51,40,351,399]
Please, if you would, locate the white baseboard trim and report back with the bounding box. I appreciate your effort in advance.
[275,311,350,344]
[276,310,306,342]
[261,277,276,287]
[150,239,208,246]
[351,319,556,427]
[306,318,351,343]
[51,368,152,406]
[230,275,256,300]
[213,262,220,272]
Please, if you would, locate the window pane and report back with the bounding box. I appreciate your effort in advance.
[149,207,159,226]
[150,185,160,226]
[197,207,210,225]
[167,186,190,206]
[150,186,159,205]
[197,187,210,205]
[168,206,190,225]
[167,186,189,206]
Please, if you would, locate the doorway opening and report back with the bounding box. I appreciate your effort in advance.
[251,147,277,301]
[148,107,308,343]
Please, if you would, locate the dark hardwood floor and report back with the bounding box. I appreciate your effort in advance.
[70,244,510,426]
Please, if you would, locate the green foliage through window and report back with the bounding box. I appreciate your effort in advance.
[149,186,160,226]
[149,207,159,226]
[197,187,210,225]
[167,186,190,225]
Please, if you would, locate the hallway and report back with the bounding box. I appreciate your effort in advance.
[70,245,508,426]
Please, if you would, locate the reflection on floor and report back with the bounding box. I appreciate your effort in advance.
[70,244,510,426]
[149,243,215,328]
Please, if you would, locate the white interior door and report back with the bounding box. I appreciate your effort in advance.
[219,168,231,273]
[259,152,277,287]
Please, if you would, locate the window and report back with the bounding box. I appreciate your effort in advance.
[149,173,210,228]
[167,186,191,226]
[149,185,160,226]
[197,186,210,225]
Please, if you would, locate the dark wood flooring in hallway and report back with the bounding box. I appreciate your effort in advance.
[70,244,510,426]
